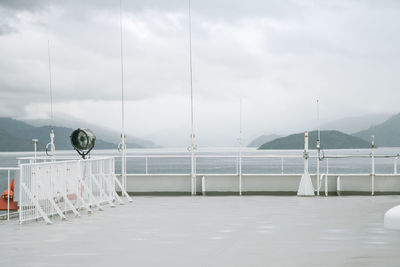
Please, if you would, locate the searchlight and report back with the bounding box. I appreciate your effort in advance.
[70,128,96,159]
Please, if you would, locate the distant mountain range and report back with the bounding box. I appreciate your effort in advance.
[247,134,281,147]
[254,112,400,150]
[23,116,157,148]
[320,113,391,134]
[0,129,45,151]
[0,117,157,152]
[353,113,400,147]
[258,130,371,150]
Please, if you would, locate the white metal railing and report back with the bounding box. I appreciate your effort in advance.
[17,156,81,165]
[0,167,19,221]
[113,153,400,176]
[18,157,130,224]
[12,151,400,199]
[16,152,400,177]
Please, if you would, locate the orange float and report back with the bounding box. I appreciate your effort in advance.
[0,179,19,210]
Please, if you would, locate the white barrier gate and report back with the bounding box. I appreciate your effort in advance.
[19,157,131,224]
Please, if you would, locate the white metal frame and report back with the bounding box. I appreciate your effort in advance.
[0,167,19,221]
[18,157,127,224]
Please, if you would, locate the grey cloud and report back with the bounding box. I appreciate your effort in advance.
[1,0,400,146]
[0,0,49,11]
[0,23,15,35]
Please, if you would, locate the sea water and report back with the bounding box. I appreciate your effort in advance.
[0,147,399,191]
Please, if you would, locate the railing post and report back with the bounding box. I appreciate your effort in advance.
[325,158,329,196]
[202,176,206,196]
[236,157,239,175]
[371,136,375,196]
[394,155,398,175]
[326,158,329,174]
[325,174,328,196]
[7,170,10,221]
[145,156,148,175]
[239,151,242,196]
[317,151,320,196]
[194,156,197,194]
[190,134,196,196]
[281,157,284,175]
[19,165,22,224]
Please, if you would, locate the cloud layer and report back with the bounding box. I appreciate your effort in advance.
[1,0,400,146]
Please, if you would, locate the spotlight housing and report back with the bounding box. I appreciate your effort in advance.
[70,128,96,159]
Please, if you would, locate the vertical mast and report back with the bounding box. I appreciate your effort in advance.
[317,99,321,145]
[188,0,196,195]
[239,98,243,196]
[119,0,127,191]
[46,40,55,156]
[371,135,375,196]
[48,40,54,127]
[316,99,320,195]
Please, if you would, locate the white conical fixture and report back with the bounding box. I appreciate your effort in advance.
[297,131,315,196]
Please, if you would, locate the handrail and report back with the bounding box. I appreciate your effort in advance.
[16,153,400,160]
[0,167,19,171]
[18,157,115,167]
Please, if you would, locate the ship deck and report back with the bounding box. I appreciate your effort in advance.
[1,196,400,266]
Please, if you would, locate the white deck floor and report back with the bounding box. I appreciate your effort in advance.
[1,196,400,266]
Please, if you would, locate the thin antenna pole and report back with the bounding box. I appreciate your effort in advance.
[189,0,194,137]
[317,99,320,142]
[46,40,55,156]
[188,0,196,195]
[316,99,320,196]
[239,98,243,196]
[120,0,125,135]
[119,0,127,191]
[47,40,53,128]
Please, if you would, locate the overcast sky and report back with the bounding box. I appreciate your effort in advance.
[1,0,400,147]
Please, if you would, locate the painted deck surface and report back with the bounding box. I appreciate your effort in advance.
[1,196,400,266]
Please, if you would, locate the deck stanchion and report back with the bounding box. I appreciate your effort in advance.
[236,157,239,175]
[145,156,148,175]
[325,158,329,196]
[187,0,196,196]
[238,98,243,196]
[316,158,320,196]
[317,144,320,196]
[281,157,284,175]
[19,165,22,224]
[7,170,10,221]
[394,155,398,175]
[371,136,375,196]
[297,131,315,196]
[325,174,328,196]
[239,143,242,196]
[202,176,206,196]
[32,139,38,163]
[316,99,321,196]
